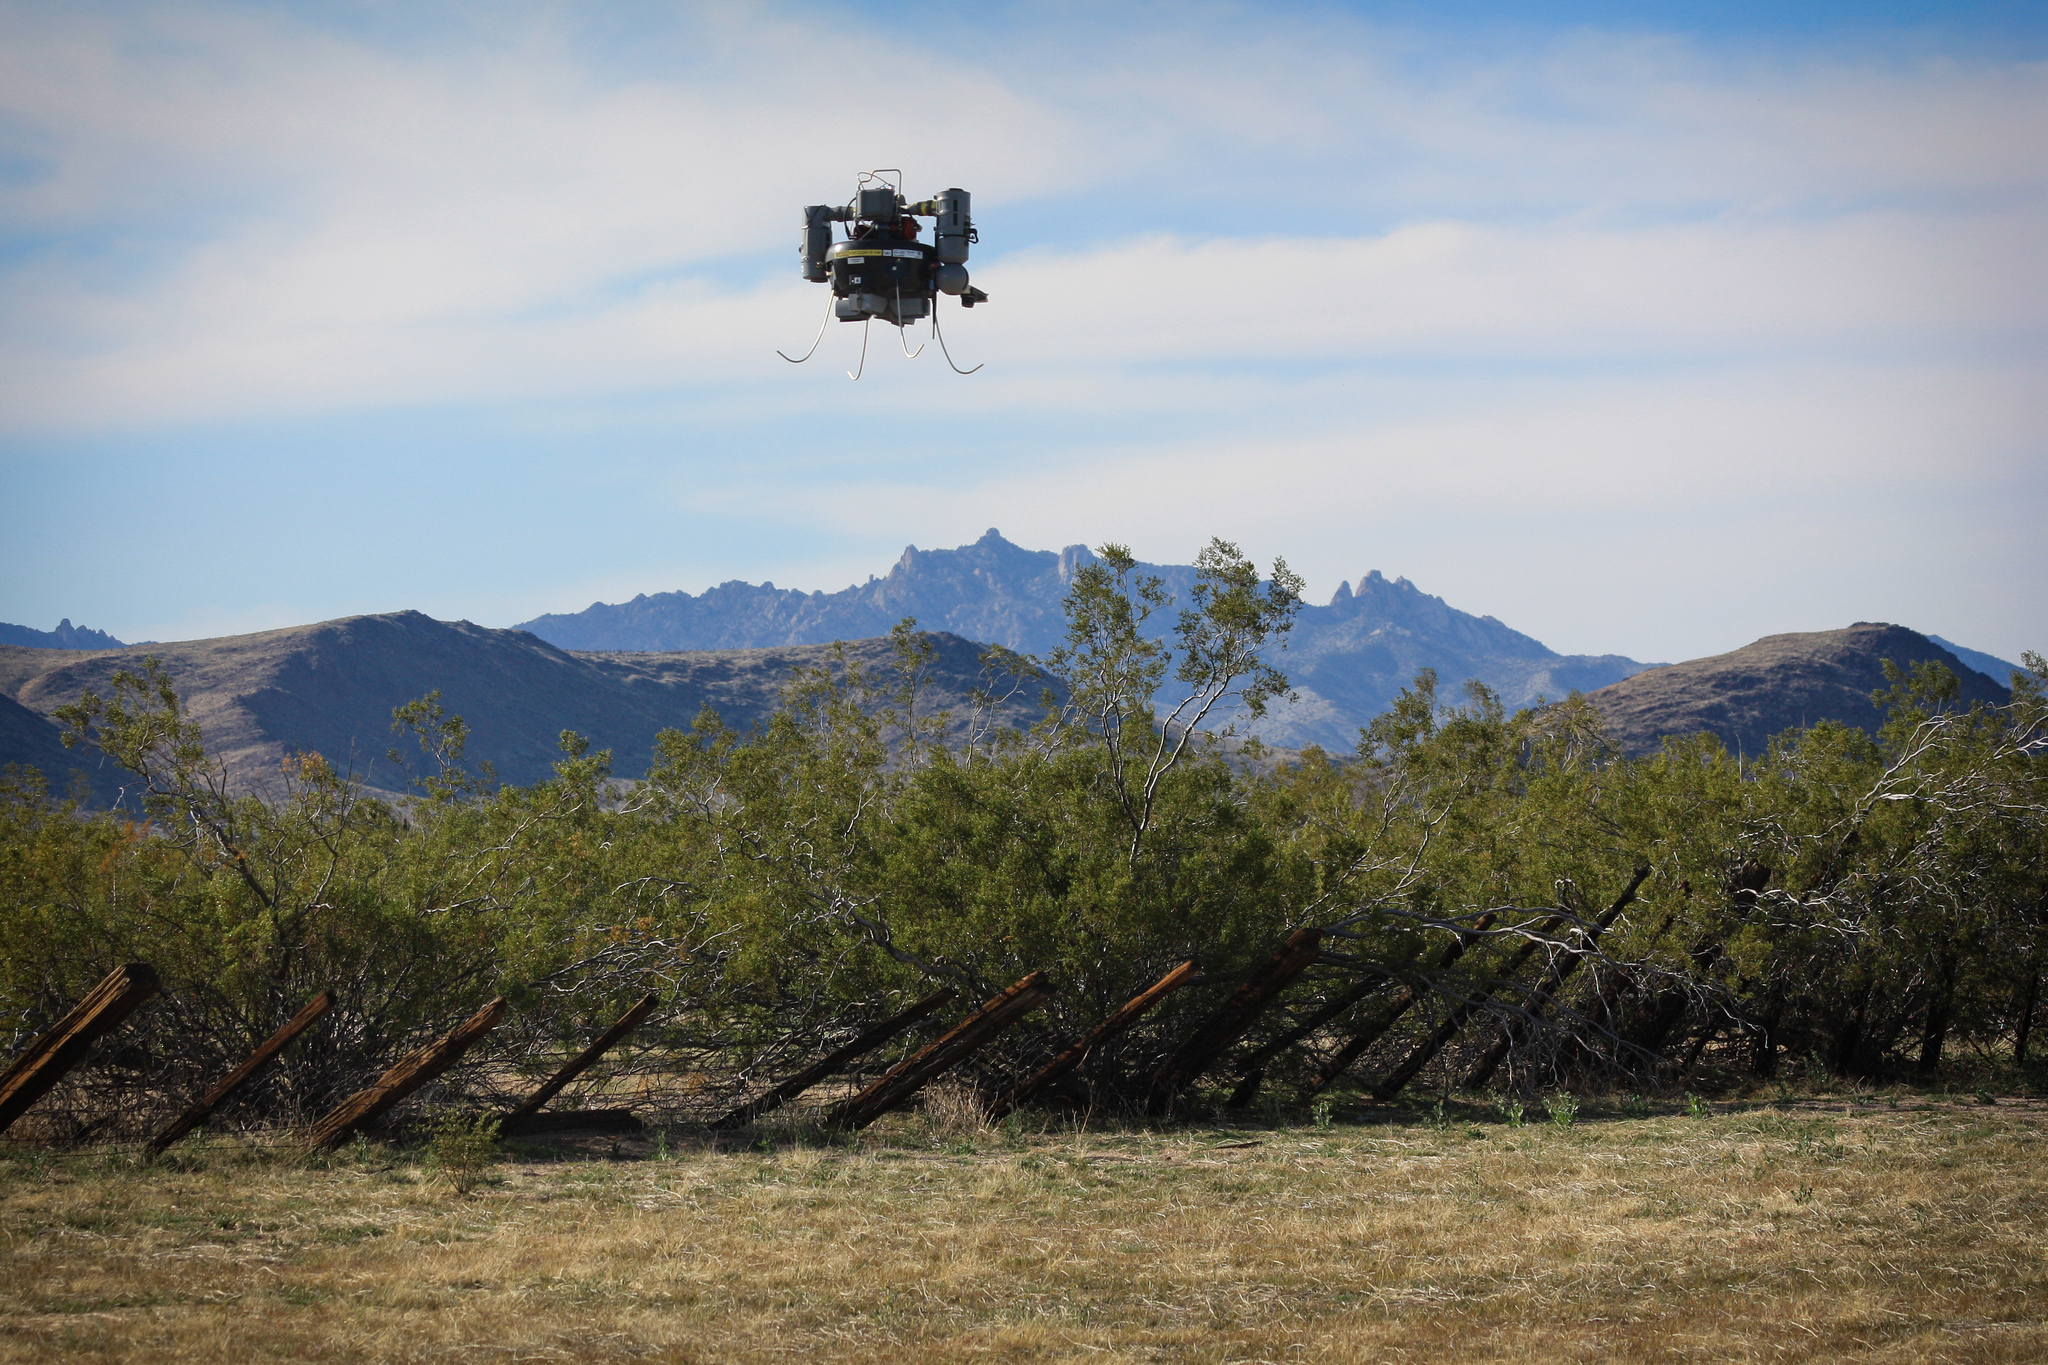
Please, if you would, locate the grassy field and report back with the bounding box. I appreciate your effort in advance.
[1,1089,2042,1363]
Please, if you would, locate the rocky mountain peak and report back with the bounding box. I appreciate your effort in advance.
[0,618,128,650]
[512,533,1660,750]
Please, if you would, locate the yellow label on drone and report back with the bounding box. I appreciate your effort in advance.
[834,248,925,259]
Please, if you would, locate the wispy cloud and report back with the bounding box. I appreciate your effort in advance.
[4,2,2039,423]
[0,1,2040,659]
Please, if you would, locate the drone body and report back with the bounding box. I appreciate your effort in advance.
[800,175,988,327]
[802,175,987,325]
[780,172,987,376]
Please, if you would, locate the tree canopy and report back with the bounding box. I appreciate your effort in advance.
[4,540,2042,1136]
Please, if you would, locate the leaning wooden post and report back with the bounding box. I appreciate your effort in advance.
[1369,914,1567,1102]
[1301,912,1499,1098]
[1300,988,1423,1099]
[1226,972,1390,1108]
[148,990,334,1154]
[1462,866,1651,1090]
[502,993,660,1125]
[301,998,508,1151]
[827,973,1052,1132]
[989,960,1199,1121]
[0,963,160,1137]
[2015,952,2041,1068]
[1148,928,1322,1114]
[710,988,956,1130]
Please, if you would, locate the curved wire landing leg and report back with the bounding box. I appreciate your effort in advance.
[776,291,834,364]
[931,301,982,375]
[847,315,872,380]
[894,288,926,358]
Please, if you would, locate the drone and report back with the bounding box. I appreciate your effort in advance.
[778,170,988,378]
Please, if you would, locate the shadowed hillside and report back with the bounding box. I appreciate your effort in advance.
[1585,623,2012,757]
[0,613,1050,800]
[0,693,132,803]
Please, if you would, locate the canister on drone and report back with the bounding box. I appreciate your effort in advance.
[933,188,972,265]
[800,205,836,282]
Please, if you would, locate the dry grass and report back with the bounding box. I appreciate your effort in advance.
[1,1090,2043,1363]
[917,1077,990,1142]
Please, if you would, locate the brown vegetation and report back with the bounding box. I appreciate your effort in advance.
[1,1091,2041,1362]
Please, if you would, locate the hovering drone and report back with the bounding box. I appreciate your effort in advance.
[778,170,987,378]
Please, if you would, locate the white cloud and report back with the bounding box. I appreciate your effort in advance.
[0,1,2041,661]
[0,2,1082,423]
[743,358,2036,529]
[968,210,2045,368]
[700,356,2043,660]
[5,202,2039,426]
[2,2,2041,429]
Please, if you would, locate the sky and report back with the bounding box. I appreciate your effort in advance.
[0,0,2042,664]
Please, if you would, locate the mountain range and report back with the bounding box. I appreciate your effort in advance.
[0,619,126,650]
[1925,635,2029,689]
[1,533,2027,800]
[0,614,1047,803]
[516,530,1659,752]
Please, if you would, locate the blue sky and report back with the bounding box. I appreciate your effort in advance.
[0,0,2041,663]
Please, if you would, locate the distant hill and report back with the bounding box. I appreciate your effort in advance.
[0,618,125,650]
[0,693,133,804]
[517,530,1660,752]
[1584,623,2012,757]
[1926,635,2026,688]
[0,613,1053,801]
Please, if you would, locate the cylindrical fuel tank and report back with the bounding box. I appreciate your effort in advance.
[801,205,834,282]
[933,188,972,264]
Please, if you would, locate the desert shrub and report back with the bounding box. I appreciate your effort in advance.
[421,1110,501,1194]
[2,548,2041,1138]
